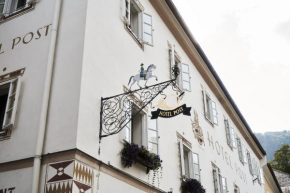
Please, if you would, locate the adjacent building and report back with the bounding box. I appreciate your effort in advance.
[0,0,279,192]
[274,169,290,193]
[263,164,283,193]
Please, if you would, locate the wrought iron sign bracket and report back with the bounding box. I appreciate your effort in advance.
[99,65,181,142]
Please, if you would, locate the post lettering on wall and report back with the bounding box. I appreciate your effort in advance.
[207,132,248,184]
[0,24,52,53]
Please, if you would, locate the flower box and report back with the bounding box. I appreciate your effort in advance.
[120,142,162,173]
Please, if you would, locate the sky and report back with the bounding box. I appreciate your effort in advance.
[172,0,290,133]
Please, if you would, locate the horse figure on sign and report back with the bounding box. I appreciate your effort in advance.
[128,64,158,90]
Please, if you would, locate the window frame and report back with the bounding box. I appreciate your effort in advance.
[224,119,237,149]
[121,101,148,148]
[202,87,218,126]
[247,152,254,175]
[1,0,32,20]
[0,76,21,133]
[179,139,200,181]
[147,116,159,155]
[143,12,153,46]
[180,63,191,92]
[213,166,221,193]
[122,0,154,47]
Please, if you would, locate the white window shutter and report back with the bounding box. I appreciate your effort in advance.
[120,99,131,143]
[2,76,21,131]
[257,167,261,184]
[252,159,257,175]
[208,99,214,122]
[141,115,148,148]
[260,168,264,184]
[213,169,219,193]
[242,145,247,163]
[225,120,231,145]
[222,177,227,193]
[211,100,218,125]
[202,89,208,119]
[122,0,130,24]
[247,153,253,174]
[192,153,200,181]
[237,138,243,162]
[181,63,191,91]
[188,152,194,179]
[230,126,236,148]
[179,139,185,178]
[143,13,153,45]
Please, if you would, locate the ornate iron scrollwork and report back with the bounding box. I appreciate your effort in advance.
[99,65,181,141]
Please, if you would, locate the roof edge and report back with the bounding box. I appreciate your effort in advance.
[268,163,283,193]
[164,0,266,156]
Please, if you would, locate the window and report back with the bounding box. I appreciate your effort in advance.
[181,63,191,91]
[122,0,153,45]
[224,119,236,149]
[221,177,227,193]
[148,118,158,154]
[0,76,21,133]
[212,165,227,193]
[202,88,218,125]
[251,158,258,175]
[179,139,200,181]
[1,0,29,17]
[257,167,264,185]
[143,13,153,45]
[247,152,254,175]
[192,153,200,181]
[237,137,247,164]
[169,46,191,91]
[122,104,148,148]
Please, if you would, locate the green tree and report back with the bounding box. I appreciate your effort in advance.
[270,144,290,174]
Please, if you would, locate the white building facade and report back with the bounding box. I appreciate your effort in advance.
[0,0,270,192]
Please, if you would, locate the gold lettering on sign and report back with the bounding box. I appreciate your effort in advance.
[159,111,172,117]
[173,107,183,115]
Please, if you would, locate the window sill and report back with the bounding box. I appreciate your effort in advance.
[0,129,12,141]
[124,24,144,51]
[0,4,35,25]
[204,116,215,127]
[227,143,234,151]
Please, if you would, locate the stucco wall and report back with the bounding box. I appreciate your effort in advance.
[77,0,265,192]
[0,0,88,162]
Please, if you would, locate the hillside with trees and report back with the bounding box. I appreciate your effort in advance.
[255,130,290,161]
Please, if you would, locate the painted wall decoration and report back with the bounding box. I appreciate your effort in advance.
[128,63,158,90]
[45,160,93,193]
[151,94,191,119]
[191,110,204,145]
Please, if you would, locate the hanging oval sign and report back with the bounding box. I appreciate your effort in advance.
[151,94,191,119]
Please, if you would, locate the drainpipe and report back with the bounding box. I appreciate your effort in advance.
[31,0,62,192]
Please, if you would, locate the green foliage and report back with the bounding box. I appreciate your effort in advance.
[255,130,290,161]
[270,144,290,174]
